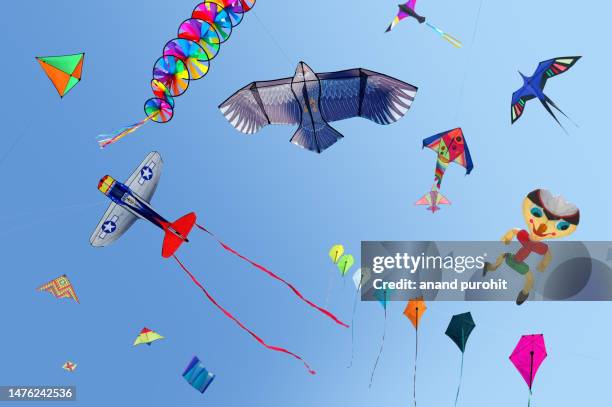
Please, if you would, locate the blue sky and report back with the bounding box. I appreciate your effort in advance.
[1,0,610,405]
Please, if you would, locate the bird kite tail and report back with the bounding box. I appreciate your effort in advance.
[544,95,579,127]
[539,98,568,134]
[369,307,387,388]
[194,224,349,328]
[172,255,316,375]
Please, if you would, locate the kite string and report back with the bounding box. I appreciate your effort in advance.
[172,254,316,375]
[413,325,418,407]
[347,287,359,368]
[369,305,387,388]
[453,0,484,121]
[251,9,294,69]
[454,352,464,407]
[195,224,349,328]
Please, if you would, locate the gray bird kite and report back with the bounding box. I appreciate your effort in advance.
[219,61,418,153]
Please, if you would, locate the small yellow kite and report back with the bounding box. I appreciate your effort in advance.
[133,327,164,346]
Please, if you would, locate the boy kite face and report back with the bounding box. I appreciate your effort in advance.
[521,189,580,241]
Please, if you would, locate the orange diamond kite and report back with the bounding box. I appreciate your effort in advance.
[403,297,426,329]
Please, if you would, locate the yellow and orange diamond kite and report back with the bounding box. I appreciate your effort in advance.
[37,275,79,303]
[62,361,77,372]
[36,53,84,97]
[133,327,164,346]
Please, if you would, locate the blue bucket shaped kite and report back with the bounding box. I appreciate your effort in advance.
[183,356,215,394]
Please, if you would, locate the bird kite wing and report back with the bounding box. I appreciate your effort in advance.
[124,151,163,203]
[422,128,473,174]
[318,68,417,125]
[386,1,418,32]
[511,87,536,124]
[219,78,302,134]
[90,203,137,247]
[534,56,581,90]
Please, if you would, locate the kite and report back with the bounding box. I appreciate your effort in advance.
[219,61,418,153]
[62,361,77,372]
[183,356,215,394]
[511,57,581,133]
[369,289,392,387]
[37,275,79,303]
[445,312,476,407]
[90,152,347,374]
[36,53,84,97]
[98,0,256,148]
[510,334,547,406]
[348,267,371,368]
[133,327,164,346]
[337,254,355,276]
[329,244,344,264]
[386,1,462,48]
[416,128,473,213]
[325,245,354,305]
[404,297,426,407]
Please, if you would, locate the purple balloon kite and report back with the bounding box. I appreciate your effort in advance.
[509,334,547,406]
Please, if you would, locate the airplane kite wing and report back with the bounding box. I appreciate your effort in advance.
[90,203,137,247]
[124,151,163,202]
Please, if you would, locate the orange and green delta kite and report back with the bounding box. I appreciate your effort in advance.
[36,53,84,97]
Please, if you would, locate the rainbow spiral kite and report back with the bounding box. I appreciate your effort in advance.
[98,0,255,148]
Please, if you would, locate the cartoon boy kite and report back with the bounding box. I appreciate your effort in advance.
[483,189,580,305]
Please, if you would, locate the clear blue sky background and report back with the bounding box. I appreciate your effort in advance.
[1,0,610,405]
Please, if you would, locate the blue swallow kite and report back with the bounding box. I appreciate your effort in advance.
[511,56,581,132]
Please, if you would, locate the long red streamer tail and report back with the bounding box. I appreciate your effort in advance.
[173,255,315,375]
[195,224,348,328]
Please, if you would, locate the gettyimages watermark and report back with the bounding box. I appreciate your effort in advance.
[360,241,612,302]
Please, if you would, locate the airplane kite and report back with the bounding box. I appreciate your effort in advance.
[37,275,80,303]
[62,361,77,372]
[416,128,473,213]
[183,356,215,394]
[511,57,581,132]
[133,327,164,346]
[98,0,256,148]
[510,334,547,406]
[404,297,426,406]
[446,312,475,407]
[36,53,84,97]
[90,151,347,374]
[386,1,462,48]
[219,61,418,153]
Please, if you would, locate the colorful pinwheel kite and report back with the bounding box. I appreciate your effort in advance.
[98,0,255,148]
[510,334,547,406]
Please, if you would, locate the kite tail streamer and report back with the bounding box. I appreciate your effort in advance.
[369,306,387,388]
[425,22,462,48]
[97,113,157,149]
[172,255,315,375]
[454,352,464,407]
[347,287,359,368]
[195,224,349,328]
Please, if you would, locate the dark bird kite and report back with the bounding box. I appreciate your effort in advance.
[511,56,581,132]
